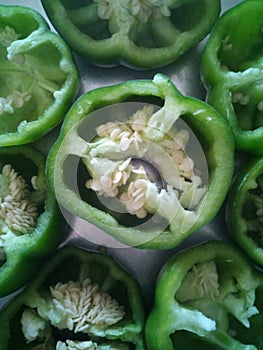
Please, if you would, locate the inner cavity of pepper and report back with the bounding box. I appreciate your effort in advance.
[18,264,131,348]
[231,86,263,131]
[74,102,208,228]
[0,159,44,265]
[243,173,263,247]
[174,258,260,345]
[219,17,263,73]
[0,24,66,133]
[66,0,207,47]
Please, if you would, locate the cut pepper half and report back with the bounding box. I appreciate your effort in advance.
[0,246,145,350]
[201,0,263,155]
[0,145,65,297]
[40,0,220,69]
[0,4,79,146]
[47,74,234,249]
[145,240,263,350]
[226,157,263,266]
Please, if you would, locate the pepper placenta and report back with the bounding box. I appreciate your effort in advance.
[0,245,145,349]
[47,74,234,249]
[40,0,221,69]
[0,4,79,147]
[226,157,263,266]
[145,240,263,350]
[201,0,263,155]
[0,145,65,297]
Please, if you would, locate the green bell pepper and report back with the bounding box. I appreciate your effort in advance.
[145,240,263,350]
[0,145,65,297]
[201,0,263,155]
[226,157,263,267]
[0,4,79,147]
[40,0,221,69]
[47,73,234,249]
[0,245,145,349]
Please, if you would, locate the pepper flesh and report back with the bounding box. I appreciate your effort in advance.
[40,0,220,69]
[47,73,234,249]
[226,157,263,266]
[0,4,79,146]
[0,246,145,350]
[201,0,263,155]
[145,240,263,350]
[0,146,65,297]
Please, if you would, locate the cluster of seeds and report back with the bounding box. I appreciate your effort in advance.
[86,158,133,198]
[119,172,149,219]
[232,91,250,106]
[21,308,48,344]
[160,129,194,180]
[49,278,125,333]
[56,339,127,350]
[243,177,263,247]
[56,340,98,350]
[0,25,20,47]
[97,122,142,152]
[21,277,126,349]
[0,164,39,234]
[0,90,31,115]
[86,106,206,219]
[230,79,263,113]
[93,0,171,24]
[177,261,220,302]
[189,261,220,300]
[96,105,153,151]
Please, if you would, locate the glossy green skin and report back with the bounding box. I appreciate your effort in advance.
[0,246,145,350]
[0,5,79,147]
[201,0,263,155]
[227,157,263,266]
[41,0,220,69]
[47,74,234,249]
[145,240,263,350]
[0,146,65,297]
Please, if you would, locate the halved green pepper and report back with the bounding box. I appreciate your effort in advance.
[201,0,263,155]
[0,245,145,349]
[40,0,220,69]
[0,4,79,147]
[226,157,263,266]
[145,240,263,350]
[47,73,234,249]
[0,145,65,297]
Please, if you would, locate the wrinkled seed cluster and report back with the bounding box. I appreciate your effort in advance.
[50,278,125,333]
[0,91,31,115]
[56,339,101,350]
[86,158,133,198]
[0,164,39,234]
[93,0,171,24]
[120,175,148,219]
[191,261,220,300]
[86,106,205,218]
[0,25,20,47]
